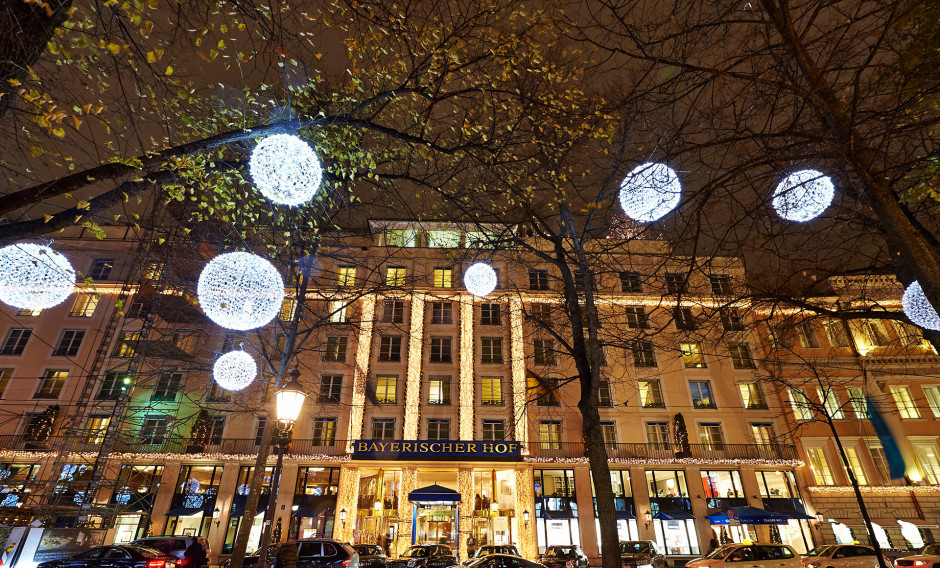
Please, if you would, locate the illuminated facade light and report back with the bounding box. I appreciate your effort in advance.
[463,262,497,297]
[618,162,682,222]
[403,293,426,439]
[772,169,834,222]
[902,281,940,331]
[459,296,475,440]
[250,134,324,206]
[346,296,376,452]
[197,251,284,331]
[212,349,257,391]
[0,243,76,310]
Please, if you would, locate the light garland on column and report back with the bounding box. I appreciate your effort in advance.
[514,467,536,560]
[458,468,474,561]
[347,296,376,452]
[197,251,284,330]
[509,298,529,453]
[403,293,426,440]
[396,467,417,556]
[336,466,361,543]
[459,295,475,440]
[618,162,682,222]
[249,133,324,207]
[772,169,834,222]
[0,243,76,310]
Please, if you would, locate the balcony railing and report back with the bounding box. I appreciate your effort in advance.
[528,442,798,461]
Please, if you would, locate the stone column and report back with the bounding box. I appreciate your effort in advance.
[335,465,361,543]
[403,293,426,439]
[395,467,418,555]
[573,466,599,561]
[347,296,376,452]
[514,466,537,560]
[631,466,654,542]
[458,468,475,561]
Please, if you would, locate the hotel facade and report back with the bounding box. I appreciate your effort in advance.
[0,223,937,566]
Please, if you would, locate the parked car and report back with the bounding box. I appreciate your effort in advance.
[620,541,667,568]
[686,543,802,568]
[354,544,388,568]
[465,554,545,568]
[131,537,197,562]
[464,546,521,564]
[539,545,589,568]
[386,544,456,568]
[803,545,879,568]
[895,544,940,568]
[37,545,178,568]
[234,539,359,568]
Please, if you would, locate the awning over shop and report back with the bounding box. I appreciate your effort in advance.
[653,511,695,521]
[616,511,636,520]
[899,519,940,528]
[761,497,814,520]
[707,506,789,526]
[165,507,205,517]
[408,484,461,505]
[292,494,337,518]
[230,494,270,517]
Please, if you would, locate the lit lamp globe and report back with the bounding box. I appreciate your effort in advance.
[0,243,76,310]
[902,281,940,331]
[249,134,323,206]
[197,251,284,331]
[464,262,497,297]
[772,169,834,222]
[213,349,257,391]
[276,368,307,427]
[618,162,682,222]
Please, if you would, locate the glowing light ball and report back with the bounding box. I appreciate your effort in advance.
[197,251,284,330]
[618,162,682,222]
[902,281,940,331]
[772,169,834,222]
[0,243,76,310]
[249,134,323,206]
[464,262,497,297]
[213,349,257,391]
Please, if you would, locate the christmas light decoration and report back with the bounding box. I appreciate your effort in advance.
[459,296,475,440]
[0,243,76,310]
[249,134,323,206]
[524,456,805,467]
[403,293,426,439]
[197,251,284,331]
[464,262,497,297]
[618,162,682,222]
[396,467,417,556]
[902,281,940,331]
[514,468,537,560]
[335,466,361,544]
[809,485,940,495]
[346,296,376,453]
[509,298,530,453]
[213,349,257,391]
[772,169,834,222]
[458,469,474,560]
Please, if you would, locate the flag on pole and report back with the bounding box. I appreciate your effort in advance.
[866,396,907,479]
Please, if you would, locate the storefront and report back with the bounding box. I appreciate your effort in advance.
[646,470,699,556]
[592,470,638,543]
[292,466,339,540]
[111,465,163,543]
[700,470,751,544]
[164,465,221,538]
[222,466,273,553]
[534,469,579,553]
[756,471,814,553]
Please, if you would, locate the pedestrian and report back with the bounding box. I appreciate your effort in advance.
[184,538,207,568]
[708,537,719,553]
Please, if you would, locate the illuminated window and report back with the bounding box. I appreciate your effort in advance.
[625,307,648,329]
[689,381,715,408]
[385,267,407,286]
[620,271,643,293]
[538,421,561,449]
[1,329,32,355]
[427,230,460,248]
[867,444,891,484]
[385,229,419,247]
[279,298,297,321]
[822,320,852,348]
[329,300,347,323]
[35,370,68,399]
[378,336,402,362]
[324,337,347,362]
[172,330,196,354]
[889,385,920,419]
[923,386,940,418]
[313,418,336,446]
[597,380,612,406]
[431,302,453,324]
[85,416,110,444]
[796,321,820,348]
[751,423,774,445]
[428,376,451,405]
[533,338,555,365]
[432,268,453,288]
[846,387,871,419]
[0,369,11,398]
[481,376,502,405]
[143,262,165,281]
[806,447,835,485]
[337,267,357,287]
[913,444,940,484]
[859,319,891,347]
[639,380,664,407]
[601,422,617,449]
[113,332,139,357]
[843,447,868,485]
[53,329,85,357]
[631,340,656,367]
[698,423,724,450]
[790,389,813,420]
[646,422,670,449]
[376,375,398,404]
[481,338,503,364]
[729,342,755,368]
[429,337,452,363]
[69,294,99,317]
[818,388,844,419]
[680,343,705,368]
[738,382,766,409]
[16,307,41,316]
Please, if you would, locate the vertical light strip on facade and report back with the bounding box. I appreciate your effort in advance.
[459,295,475,440]
[509,297,529,452]
[335,465,361,543]
[403,292,426,439]
[346,295,376,452]
[395,466,418,555]
[514,467,537,559]
[457,468,474,560]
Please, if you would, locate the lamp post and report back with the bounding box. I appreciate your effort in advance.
[255,368,307,568]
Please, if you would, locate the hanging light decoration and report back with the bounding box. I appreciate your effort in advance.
[213,349,257,391]
[618,162,682,222]
[197,251,284,330]
[772,169,834,222]
[249,134,323,206]
[902,281,940,331]
[464,262,497,297]
[0,243,76,310]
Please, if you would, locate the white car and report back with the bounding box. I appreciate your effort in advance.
[687,543,802,568]
[895,544,940,568]
[803,545,878,568]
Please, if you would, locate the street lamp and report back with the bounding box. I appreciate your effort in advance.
[523,509,529,529]
[256,368,307,568]
[340,508,348,528]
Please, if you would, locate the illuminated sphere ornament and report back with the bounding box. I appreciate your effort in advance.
[213,349,257,391]
[902,281,940,331]
[249,134,323,206]
[464,262,497,297]
[0,243,76,310]
[772,169,834,222]
[197,251,284,330]
[618,162,682,222]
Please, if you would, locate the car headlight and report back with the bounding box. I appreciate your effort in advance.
[639,564,654,568]
[808,562,822,568]
[914,562,927,567]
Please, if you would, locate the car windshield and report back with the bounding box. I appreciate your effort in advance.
[545,547,576,559]
[703,546,738,560]
[805,546,837,558]
[354,546,376,554]
[132,546,165,557]
[621,543,651,554]
[483,547,515,555]
[921,545,940,556]
[402,547,430,558]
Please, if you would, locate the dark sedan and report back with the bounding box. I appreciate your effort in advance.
[387,545,456,568]
[37,545,178,568]
[620,541,666,568]
[539,546,588,568]
[354,544,387,568]
[234,539,358,568]
[465,554,545,568]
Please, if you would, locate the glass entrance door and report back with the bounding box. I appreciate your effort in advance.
[416,507,456,546]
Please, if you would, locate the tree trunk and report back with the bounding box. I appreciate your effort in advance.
[229,399,276,568]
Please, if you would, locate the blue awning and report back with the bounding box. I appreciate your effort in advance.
[762,498,814,520]
[653,511,694,521]
[408,484,461,504]
[708,506,790,525]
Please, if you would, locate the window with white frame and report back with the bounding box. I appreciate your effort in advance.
[481,376,502,405]
[913,443,940,484]
[858,319,891,347]
[329,300,347,323]
[790,389,814,420]
[382,300,404,323]
[847,387,871,419]
[538,421,561,449]
[867,443,892,484]
[796,321,820,348]
[698,423,724,450]
[646,422,670,449]
[69,293,99,317]
[751,423,775,445]
[428,376,451,405]
[822,320,852,348]
[680,343,706,368]
[601,422,617,449]
[427,419,450,440]
[806,447,836,485]
[639,379,664,407]
[817,388,844,419]
[843,447,869,485]
[313,418,336,446]
[729,342,755,368]
[375,375,398,404]
[889,385,921,419]
[482,420,505,441]
[922,386,940,418]
[140,416,169,444]
[738,382,766,409]
[372,418,395,440]
[624,306,648,329]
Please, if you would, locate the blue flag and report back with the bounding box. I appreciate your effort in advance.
[866,396,906,479]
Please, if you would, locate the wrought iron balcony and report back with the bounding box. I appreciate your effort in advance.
[527,441,798,461]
